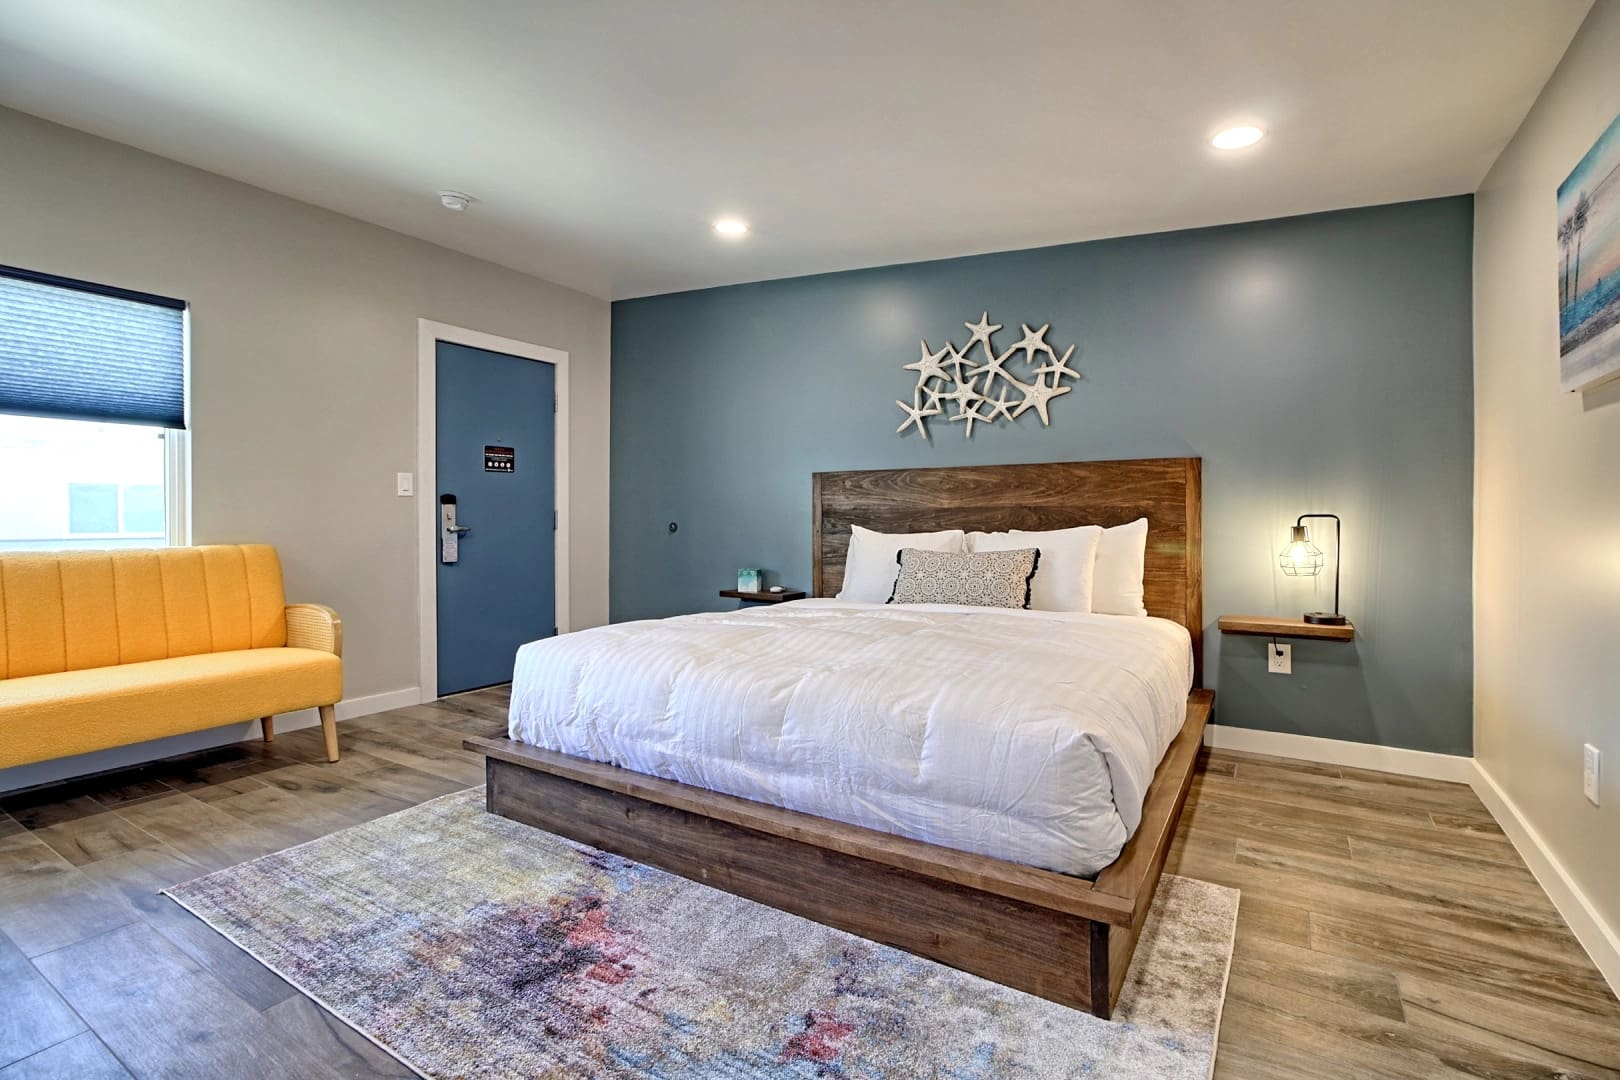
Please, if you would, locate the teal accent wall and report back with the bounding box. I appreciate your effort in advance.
[610,197,1474,754]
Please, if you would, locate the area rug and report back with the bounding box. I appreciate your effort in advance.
[164,789,1237,1079]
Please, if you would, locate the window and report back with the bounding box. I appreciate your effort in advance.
[0,267,187,551]
[122,484,164,534]
[69,482,121,535]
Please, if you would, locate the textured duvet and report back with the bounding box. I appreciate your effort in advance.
[508,599,1193,876]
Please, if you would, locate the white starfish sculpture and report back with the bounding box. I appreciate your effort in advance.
[895,386,942,441]
[943,373,982,414]
[1035,344,1080,383]
[903,340,952,384]
[1006,323,1057,366]
[895,312,1080,438]
[968,344,1018,386]
[962,312,1001,358]
[944,375,989,438]
[940,344,974,379]
[949,402,991,438]
[981,383,1019,424]
[1014,372,1071,426]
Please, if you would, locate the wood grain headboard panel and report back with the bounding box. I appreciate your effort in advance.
[812,457,1203,685]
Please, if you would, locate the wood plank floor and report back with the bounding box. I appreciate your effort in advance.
[0,687,1614,1078]
[1172,750,1620,1079]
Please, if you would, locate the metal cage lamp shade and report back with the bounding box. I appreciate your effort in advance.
[1278,514,1348,625]
[1278,526,1323,576]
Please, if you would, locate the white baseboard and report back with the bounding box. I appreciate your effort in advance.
[1202,724,1475,783]
[1470,762,1620,995]
[0,686,421,794]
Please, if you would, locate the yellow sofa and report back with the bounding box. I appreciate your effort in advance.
[0,544,343,770]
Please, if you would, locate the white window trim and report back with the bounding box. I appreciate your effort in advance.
[163,426,190,546]
[168,303,192,547]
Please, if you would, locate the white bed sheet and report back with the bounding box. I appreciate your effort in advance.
[508,598,1193,876]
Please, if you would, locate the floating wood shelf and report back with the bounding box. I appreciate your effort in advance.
[720,589,806,604]
[1217,615,1355,642]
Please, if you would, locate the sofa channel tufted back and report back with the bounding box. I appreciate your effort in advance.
[0,544,288,679]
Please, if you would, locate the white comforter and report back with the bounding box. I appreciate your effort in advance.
[508,599,1193,876]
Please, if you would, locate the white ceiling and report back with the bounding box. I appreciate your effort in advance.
[0,1,1593,300]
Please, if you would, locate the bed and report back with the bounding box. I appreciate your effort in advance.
[507,599,1193,877]
[467,456,1209,1019]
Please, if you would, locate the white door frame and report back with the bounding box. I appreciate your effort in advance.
[417,319,570,703]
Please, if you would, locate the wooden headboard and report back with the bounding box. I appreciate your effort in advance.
[812,457,1204,685]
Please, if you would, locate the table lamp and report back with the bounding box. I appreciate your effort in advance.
[1279,513,1347,625]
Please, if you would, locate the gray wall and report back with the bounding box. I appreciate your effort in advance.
[0,107,612,790]
[611,197,1474,754]
[1474,1,1620,955]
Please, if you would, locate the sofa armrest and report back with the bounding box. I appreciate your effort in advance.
[286,603,343,658]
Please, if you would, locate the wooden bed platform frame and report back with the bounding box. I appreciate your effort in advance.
[468,457,1207,1019]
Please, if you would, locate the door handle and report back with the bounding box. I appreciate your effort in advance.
[440,494,470,564]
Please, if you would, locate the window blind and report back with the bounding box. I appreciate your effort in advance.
[0,265,186,429]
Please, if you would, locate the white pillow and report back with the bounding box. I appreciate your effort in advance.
[837,525,965,603]
[1092,517,1149,616]
[968,526,1103,612]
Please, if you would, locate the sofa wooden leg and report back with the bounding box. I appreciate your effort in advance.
[259,715,274,743]
[319,704,339,762]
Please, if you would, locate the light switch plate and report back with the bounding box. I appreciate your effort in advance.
[1585,744,1601,806]
[396,472,414,497]
[1267,642,1292,675]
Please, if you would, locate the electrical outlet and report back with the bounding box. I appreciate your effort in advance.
[396,472,414,497]
[1585,744,1601,806]
[1267,642,1292,675]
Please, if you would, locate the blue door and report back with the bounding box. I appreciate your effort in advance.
[435,341,555,695]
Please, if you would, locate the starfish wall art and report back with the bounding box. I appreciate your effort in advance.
[895,312,1081,440]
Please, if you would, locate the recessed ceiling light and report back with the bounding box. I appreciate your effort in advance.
[438,190,477,211]
[713,217,750,237]
[1211,126,1265,150]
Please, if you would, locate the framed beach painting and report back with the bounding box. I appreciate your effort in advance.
[1559,110,1620,392]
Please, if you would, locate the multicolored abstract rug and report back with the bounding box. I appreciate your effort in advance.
[165,789,1237,1079]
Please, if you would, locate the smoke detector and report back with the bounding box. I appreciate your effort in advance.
[438,191,477,212]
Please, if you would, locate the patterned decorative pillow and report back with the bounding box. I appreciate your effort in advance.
[888,547,1041,608]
